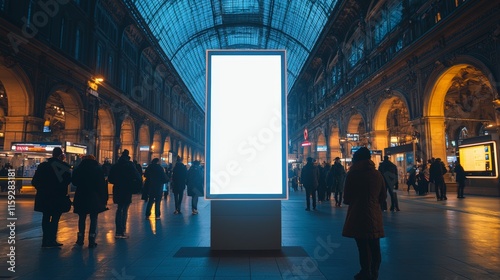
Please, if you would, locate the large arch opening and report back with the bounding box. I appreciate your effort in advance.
[162,135,172,164]
[120,117,135,159]
[97,107,115,164]
[424,64,497,167]
[138,124,150,165]
[316,131,327,163]
[151,131,162,160]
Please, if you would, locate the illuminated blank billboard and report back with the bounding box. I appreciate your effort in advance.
[205,50,288,199]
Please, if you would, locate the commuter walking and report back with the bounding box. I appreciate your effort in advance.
[186,160,204,215]
[171,156,187,214]
[430,158,447,201]
[327,157,346,207]
[406,164,418,194]
[32,147,72,248]
[317,161,329,202]
[71,155,108,247]
[378,155,400,211]
[108,149,142,238]
[301,157,319,211]
[342,147,386,280]
[454,162,466,198]
[416,162,430,195]
[144,158,168,219]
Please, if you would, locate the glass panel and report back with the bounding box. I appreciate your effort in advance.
[132,0,339,109]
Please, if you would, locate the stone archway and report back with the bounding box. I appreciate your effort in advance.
[43,88,83,143]
[345,113,365,158]
[372,95,412,151]
[328,123,341,161]
[120,117,135,158]
[97,107,115,163]
[424,63,497,162]
[151,131,161,160]
[137,124,150,165]
[316,132,327,163]
[162,135,171,164]
[0,64,34,148]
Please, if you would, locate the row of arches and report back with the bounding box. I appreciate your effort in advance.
[294,61,498,174]
[0,62,202,168]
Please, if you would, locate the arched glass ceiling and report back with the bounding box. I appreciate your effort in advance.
[130,0,339,109]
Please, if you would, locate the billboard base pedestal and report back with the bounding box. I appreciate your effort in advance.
[210,200,281,250]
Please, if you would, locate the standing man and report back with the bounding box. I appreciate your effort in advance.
[328,157,346,207]
[108,149,141,238]
[171,156,187,214]
[187,160,204,215]
[378,155,400,211]
[301,157,319,211]
[454,162,466,198]
[430,158,447,201]
[144,158,168,219]
[342,147,386,280]
[32,147,72,247]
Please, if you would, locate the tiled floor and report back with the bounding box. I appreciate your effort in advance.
[0,188,499,279]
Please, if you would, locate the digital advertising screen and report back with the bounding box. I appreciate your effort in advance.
[205,50,288,200]
[458,141,498,178]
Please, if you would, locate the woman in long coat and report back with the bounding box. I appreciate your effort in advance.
[72,155,108,247]
[342,147,386,280]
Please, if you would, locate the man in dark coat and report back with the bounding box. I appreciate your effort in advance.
[171,156,187,214]
[108,149,141,238]
[32,147,72,248]
[454,162,466,198]
[144,158,168,219]
[430,157,447,201]
[342,147,386,280]
[72,155,108,247]
[328,157,346,207]
[378,155,400,211]
[301,157,319,211]
[187,160,204,215]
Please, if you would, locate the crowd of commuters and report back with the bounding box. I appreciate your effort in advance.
[30,148,203,248]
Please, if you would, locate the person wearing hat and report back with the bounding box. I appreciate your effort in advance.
[187,160,204,215]
[32,147,72,248]
[301,157,320,211]
[342,147,386,280]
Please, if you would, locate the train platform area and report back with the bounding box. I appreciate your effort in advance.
[0,188,499,280]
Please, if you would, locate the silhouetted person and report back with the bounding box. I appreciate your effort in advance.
[72,155,108,248]
[301,157,319,211]
[32,147,72,248]
[317,161,329,202]
[328,157,346,207]
[108,149,141,238]
[187,160,204,215]
[342,147,386,280]
[171,156,187,214]
[0,165,8,192]
[144,158,168,219]
[454,162,466,198]
[430,158,447,201]
[378,155,400,211]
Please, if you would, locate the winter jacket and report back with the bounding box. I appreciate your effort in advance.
[144,163,168,197]
[32,157,72,214]
[378,159,398,188]
[342,159,386,239]
[172,161,187,193]
[301,162,319,190]
[187,165,204,197]
[72,159,108,214]
[327,162,346,192]
[108,155,142,204]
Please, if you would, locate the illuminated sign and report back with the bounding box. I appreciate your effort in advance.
[206,50,288,199]
[139,146,150,151]
[317,145,327,152]
[11,142,62,153]
[347,133,359,141]
[65,142,87,154]
[458,141,497,178]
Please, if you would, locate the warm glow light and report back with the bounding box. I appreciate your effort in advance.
[94,77,104,83]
